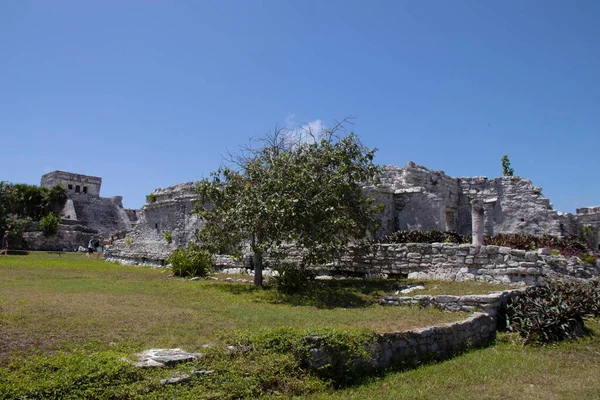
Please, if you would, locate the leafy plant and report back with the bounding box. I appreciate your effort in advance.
[39,212,60,237]
[579,252,597,265]
[506,281,600,344]
[145,193,156,203]
[381,230,467,244]
[271,262,315,294]
[124,237,133,247]
[168,242,214,277]
[163,231,172,244]
[501,154,514,177]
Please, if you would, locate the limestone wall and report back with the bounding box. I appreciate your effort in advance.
[326,243,598,285]
[23,221,96,251]
[104,182,204,266]
[372,162,576,237]
[41,171,102,197]
[576,206,600,251]
[69,194,133,237]
[309,288,519,371]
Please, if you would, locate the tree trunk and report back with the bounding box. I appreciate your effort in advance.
[253,251,263,287]
[252,232,263,287]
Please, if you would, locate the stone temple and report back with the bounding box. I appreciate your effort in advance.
[102,162,599,267]
[25,171,138,250]
[25,164,600,284]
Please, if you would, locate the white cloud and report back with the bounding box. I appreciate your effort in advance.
[283,114,326,146]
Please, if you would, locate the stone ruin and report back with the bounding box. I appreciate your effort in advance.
[27,164,599,283]
[99,162,600,284]
[24,171,138,251]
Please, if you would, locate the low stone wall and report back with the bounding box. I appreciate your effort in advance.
[326,243,599,284]
[371,312,496,368]
[309,288,520,371]
[381,290,520,315]
[106,242,599,285]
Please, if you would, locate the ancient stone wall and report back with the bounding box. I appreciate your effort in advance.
[327,243,598,284]
[576,206,600,251]
[371,162,575,237]
[68,194,133,237]
[23,220,96,251]
[41,171,102,197]
[104,182,204,266]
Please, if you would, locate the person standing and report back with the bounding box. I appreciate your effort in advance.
[87,237,95,258]
[0,231,9,255]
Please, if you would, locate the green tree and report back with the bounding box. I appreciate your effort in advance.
[193,123,383,287]
[502,154,514,177]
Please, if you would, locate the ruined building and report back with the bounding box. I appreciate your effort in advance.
[24,171,138,250]
[104,162,597,268]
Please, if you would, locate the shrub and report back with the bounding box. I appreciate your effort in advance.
[146,193,156,203]
[501,154,514,176]
[125,237,133,247]
[271,263,314,294]
[39,212,60,237]
[168,243,213,277]
[506,281,600,344]
[381,230,468,244]
[579,252,597,265]
[484,233,537,250]
[163,231,172,244]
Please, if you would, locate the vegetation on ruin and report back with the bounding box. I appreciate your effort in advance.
[1,253,599,398]
[193,123,383,287]
[39,212,61,236]
[501,154,514,176]
[163,231,172,244]
[146,192,156,203]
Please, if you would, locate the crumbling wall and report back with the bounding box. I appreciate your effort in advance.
[104,182,204,266]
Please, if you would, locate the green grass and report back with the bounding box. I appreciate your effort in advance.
[0,252,468,364]
[2,252,598,399]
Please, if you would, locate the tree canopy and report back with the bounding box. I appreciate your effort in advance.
[193,123,383,286]
[0,182,67,244]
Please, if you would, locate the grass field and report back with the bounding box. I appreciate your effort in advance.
[0,252,478,363]
[1,252,599,399]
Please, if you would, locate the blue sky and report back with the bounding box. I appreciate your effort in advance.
[1,1,598,212]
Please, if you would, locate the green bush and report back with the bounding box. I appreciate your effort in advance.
[579,252,597,265]
[163,231,172,244]
[0,349,143,399]
[271,263,314,294]
[125,237,133,247]
[381,230,466,244]
[506,281,600,344]
[146,193,156,203]
[168,243,214,277]
[39,212,60,237]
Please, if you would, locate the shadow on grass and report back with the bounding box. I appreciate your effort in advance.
[211,278,423,309]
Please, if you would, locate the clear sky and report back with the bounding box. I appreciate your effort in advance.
[1,1,598,212]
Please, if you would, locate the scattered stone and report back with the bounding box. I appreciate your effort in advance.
[134,348,204,368]
[226,345,252,354]
[189,277,200,281]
